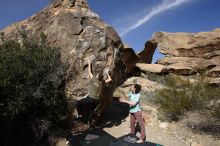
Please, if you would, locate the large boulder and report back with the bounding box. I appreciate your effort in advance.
[1,0,136,115]
[113,76,162,98]
[140,28,220,84]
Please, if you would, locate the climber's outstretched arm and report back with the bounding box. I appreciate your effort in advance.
[88,60,93,79]
[104,71,112,83]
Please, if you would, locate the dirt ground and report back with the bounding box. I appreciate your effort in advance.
[102,102,220,146]
[103,115,219,146]
[58,102,220,146]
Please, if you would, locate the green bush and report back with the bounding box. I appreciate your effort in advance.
[212,100,220,119]
[0,36,69,145]
[155,75,220,121]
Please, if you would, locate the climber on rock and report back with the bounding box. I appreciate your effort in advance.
[76,59,112,127]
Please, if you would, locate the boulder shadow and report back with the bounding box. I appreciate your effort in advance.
[73,96,129,130]
[99,97,130,128]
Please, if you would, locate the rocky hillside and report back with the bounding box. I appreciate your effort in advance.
[138,28,220,85]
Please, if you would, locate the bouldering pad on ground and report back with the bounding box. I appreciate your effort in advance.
[68,129,163,146]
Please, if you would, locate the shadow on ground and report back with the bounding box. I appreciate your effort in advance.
[101,98,130,127]
[74,97,130,129]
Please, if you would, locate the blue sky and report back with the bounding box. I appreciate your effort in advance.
[1,0,220,63]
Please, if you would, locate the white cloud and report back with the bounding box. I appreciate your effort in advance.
[119,0,191,37]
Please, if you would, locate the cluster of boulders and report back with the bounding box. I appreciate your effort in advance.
[138,28,220,85]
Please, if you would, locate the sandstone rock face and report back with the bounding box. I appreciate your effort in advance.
[136,63,165,74]
[138,40,157,64]
[154,28,220,58]
[1,0,133,114]
[126,77,163,91]
[158,57,217,75]
[122,44,140,72]
[113,77,162,98]
[141,28,220,84]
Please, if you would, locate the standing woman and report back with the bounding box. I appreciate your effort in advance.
[120,84,146,143]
